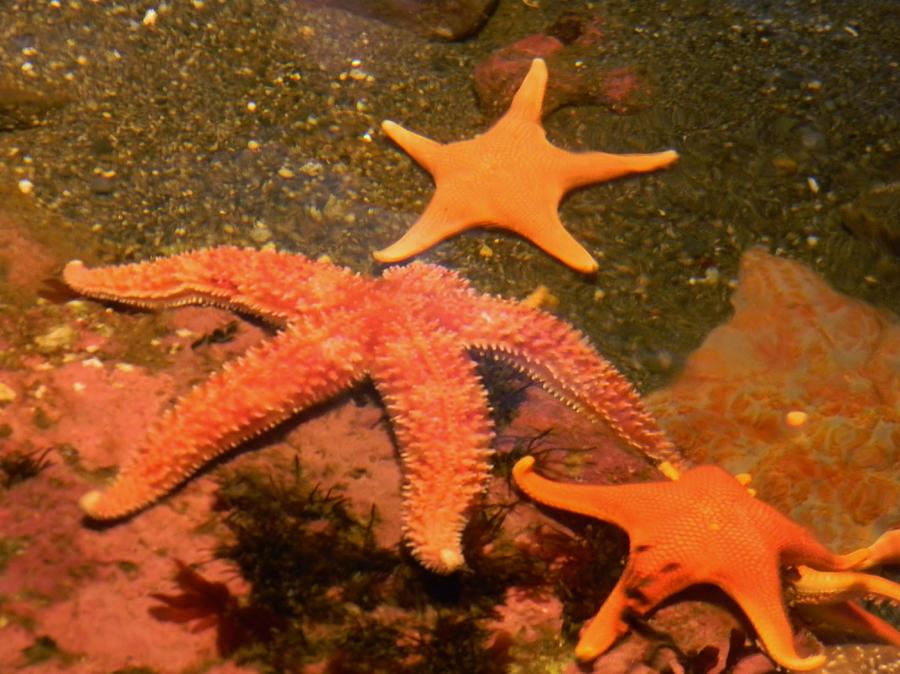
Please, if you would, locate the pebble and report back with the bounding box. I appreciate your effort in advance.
[34,325,76,352]
[0,382,17,404]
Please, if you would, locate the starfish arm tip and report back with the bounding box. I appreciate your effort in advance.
[574,643,601,661]
[62,259,87,285]
[79,489,103,517]
[773,652,827,672]
[512,455,536,479]
[654,149,679,168]
[372,245,407,264]
[439,548,465,573]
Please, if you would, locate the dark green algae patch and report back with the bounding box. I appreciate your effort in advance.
[201,448,631,674]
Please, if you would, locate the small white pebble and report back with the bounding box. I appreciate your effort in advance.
[82,357,104,368]
[72,382,87,393]
[807,176,820,194]
[142,8,158,26]
[17,178,33,195]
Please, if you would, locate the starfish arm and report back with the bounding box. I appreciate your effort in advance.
[504,58,548,124]
[381,120,445,176]
[373,189,476,263]
[718,571,827,671]
[80,320,366,519]
[512,456,647,531]
[372,325,494,574]
[552,147,679,192]
[791,565,900,606]
[459,296,684,470]
[509,209,598,273]
[798,601,900,647]
[574,574,631,660]
[64,248,354,324]
[837,528,900,571]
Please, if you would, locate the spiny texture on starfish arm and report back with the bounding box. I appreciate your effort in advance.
[513,457,900,671]
[376,58,678,273]
[64,246,683,573]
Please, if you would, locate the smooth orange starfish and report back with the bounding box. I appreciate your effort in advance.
[375,58,678,273]
[64,246,685,573]
[513,457,900,670]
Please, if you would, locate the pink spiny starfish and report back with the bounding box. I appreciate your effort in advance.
[65,246,683,572]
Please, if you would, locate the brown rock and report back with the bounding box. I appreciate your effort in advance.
[473,14,650,119]
[297,0,498,40]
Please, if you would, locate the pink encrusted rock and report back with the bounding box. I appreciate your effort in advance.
[473,15,649,119]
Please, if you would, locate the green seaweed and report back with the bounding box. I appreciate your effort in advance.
[211,451,572,673]
[21,634,78,666]
[208,421,637,674]
[0,447,52,488]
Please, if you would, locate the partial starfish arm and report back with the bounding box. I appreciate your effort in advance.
[791,565,900,645]
[552,146,679,191]
[381,120,445,176]
[506,208,598,273]
[838,529,900,571]
[574,574,631,661]
[502,57,547,124]
[80,319,366,519]
[513,456,651,531]
[458,295,685,470]
[64,247,357,324]
[797,601,900,647]
[373,188,478,263]
[791,565,900,607]
[718,570,827,671]
[372,324,494,574]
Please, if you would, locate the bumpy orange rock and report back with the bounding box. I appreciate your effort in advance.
[648,248,900,550]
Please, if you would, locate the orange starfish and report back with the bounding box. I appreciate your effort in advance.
[375,58,678,273]
[513,457,900,671]
[64,246,684,573]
